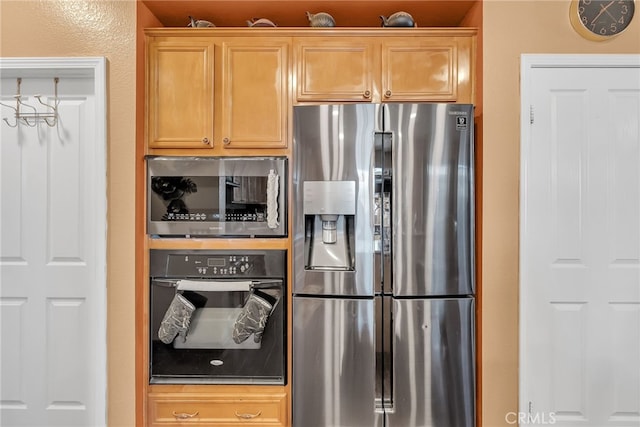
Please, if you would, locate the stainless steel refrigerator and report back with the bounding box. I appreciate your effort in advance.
[292,103,475,427]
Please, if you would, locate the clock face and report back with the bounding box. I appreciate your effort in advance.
[572,0,635,39]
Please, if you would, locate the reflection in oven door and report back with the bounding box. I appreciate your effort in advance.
[149,250,286,385]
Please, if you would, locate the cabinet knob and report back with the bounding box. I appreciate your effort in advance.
[223,137,230,145]
[172,411,199,420]
[384,90,392,98]
[235,410,262,419]
[363,90,371,99]
[202,137,210,145]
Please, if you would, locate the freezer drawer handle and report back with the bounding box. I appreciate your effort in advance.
[172,411,199,420]
[235,410,262,419]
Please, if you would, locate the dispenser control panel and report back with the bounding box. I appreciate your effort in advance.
[303,181,356,215]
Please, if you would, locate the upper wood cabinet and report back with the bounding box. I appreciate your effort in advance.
[294,37,376,102]
[146,33,290,152]
[146,38,215,149]
[218,39,289,149]
[294,33,475,104]
[146,29,475,152]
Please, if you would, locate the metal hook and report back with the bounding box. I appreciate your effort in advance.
[1,77,60,128]
[34,94,58,127]
[15,96,38,127]
[0,100,19,127]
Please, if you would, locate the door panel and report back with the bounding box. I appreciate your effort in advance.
[221,40,288,148]
[147,40,214,149]
[521,58,640,426]
[382,40,457,101]
[294,38,376,102]
[1,76,104,426]
[384,103,475,297]
[386,297,475,427]
[293,297,376,427]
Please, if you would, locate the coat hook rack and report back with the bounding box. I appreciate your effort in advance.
[0,77,60,127]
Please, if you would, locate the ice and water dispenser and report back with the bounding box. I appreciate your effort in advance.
[303,181,356,271]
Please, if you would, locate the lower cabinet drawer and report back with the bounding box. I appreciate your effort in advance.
[148,392,288,426]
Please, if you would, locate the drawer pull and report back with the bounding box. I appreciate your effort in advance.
[235,410,262,419]
[172,411,199,420]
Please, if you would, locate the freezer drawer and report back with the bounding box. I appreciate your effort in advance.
[293,297,376,427]
[386,297,475,427]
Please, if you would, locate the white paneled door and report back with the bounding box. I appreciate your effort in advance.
[0,59,106,427]
[520,55,640,426]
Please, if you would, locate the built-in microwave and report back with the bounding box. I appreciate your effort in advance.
[146,156,287,237]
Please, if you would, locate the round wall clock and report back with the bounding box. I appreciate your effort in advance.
[570,0,635,40]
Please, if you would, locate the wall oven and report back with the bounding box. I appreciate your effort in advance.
[149,249,286,385]
[146,156,287,237]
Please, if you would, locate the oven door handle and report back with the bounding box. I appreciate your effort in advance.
[176,280,252,292]
[151,278,283,291]
[251,279,283,290]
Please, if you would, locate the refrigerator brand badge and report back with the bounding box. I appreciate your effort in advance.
[455,116,468,131]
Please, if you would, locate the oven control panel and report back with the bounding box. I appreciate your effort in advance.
[167,254,259,277]
[149,249,286,279]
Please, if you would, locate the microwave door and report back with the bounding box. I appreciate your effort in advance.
[146,156,287,237]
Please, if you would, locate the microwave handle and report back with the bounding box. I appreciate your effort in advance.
[266,169,279,229]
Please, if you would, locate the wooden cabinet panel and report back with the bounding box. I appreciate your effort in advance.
[382,41,457,101]
[382,36,474,103]
[147,40,214,149]
[148,392,288,426]
[220,40,289,149]
[294,38,375,102]
[295,33,475,104]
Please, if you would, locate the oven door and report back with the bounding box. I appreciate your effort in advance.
[147,156,287,237]
[149,278,285,385]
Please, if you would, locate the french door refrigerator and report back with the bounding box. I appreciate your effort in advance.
[292,103,475,427]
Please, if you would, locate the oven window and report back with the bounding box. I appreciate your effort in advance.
[149,280,285,385]
[149,176,220,222]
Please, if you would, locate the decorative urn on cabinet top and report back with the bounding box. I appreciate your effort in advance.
[306,11,336,27]
[247,17,277,27]
[380,11,416,27]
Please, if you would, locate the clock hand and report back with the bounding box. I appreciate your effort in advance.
[591,1,616,25]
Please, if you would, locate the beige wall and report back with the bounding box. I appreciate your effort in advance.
[0,1,137,426]
[482,1,639,426]
[1,1,639,426]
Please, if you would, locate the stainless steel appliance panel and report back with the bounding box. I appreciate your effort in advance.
[293,103,476,427]
[147,156,287,237]
[293,104,376,297]
[386,297,475,427]
[149,249,286,385]
[384,104,475,297]
[293,296,376,427]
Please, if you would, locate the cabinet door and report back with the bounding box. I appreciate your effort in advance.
[294,38,376,102]
[147,39,214,149]
[381,37,470,102]
[220,40,289,149]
